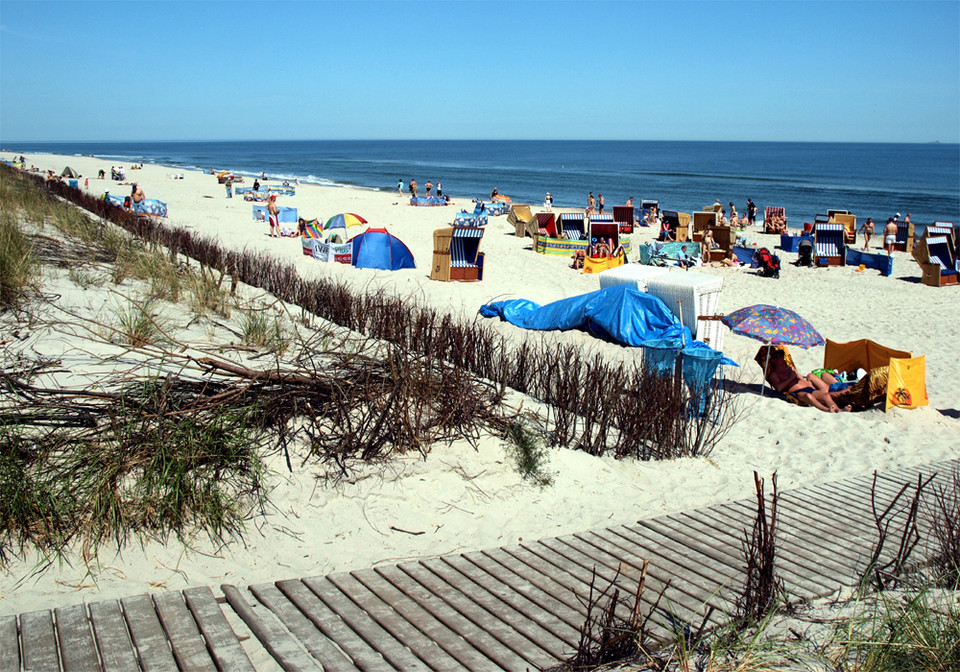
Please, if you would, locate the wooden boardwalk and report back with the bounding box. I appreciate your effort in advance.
[2,458,956,671]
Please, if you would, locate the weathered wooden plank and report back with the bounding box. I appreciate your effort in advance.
[465,549,587,627]
[88,600,140,672]
[55,603,101,672]
[302,575,429,671]
[153,591,217,672]
[0,615,20,672]
[560,530,720,619]
[377,563,531,671]
[20,609,61,672]
[276,579,390,671]
[350,567,494,672]
[398,559,557,669]
[221,584,321,672]
[680,505,853,593]
[432,554,579,652]
[250,582,357,672]
[120,594,178,672]
[182,586,255,672]
[328,570,463,672]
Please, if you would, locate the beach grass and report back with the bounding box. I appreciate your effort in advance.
[0,210,38,309]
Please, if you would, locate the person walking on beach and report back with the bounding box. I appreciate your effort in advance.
[598,193,605,214]
[436,181,442,198]
[587,192,595,215]
[267,194,280,238]
[425,180,433,197]
[746,199,757,226]
[858,217,874,251]
[410,179,418,198]
[397,178,403,194]
[883,217,897,256]
[225,176,233,199]
[544,192,553,211]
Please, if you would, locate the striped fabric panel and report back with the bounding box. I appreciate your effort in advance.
[817,243,840,257]
[814,214,831,224]
[926,237,951,270]
[816,224,845,232]
[565,228,584,240]
[590,214,614,222]
[765,207,784,218]
[451,228,483,267]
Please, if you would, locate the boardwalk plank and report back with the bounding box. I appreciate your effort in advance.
[328,570,463,672]
[182,586,255,672]
[0,616,20,672]
[88,600,140,672]
[250,582,357,672]
[377,563,531,671]
[55,603,101,672]
[277,579,391,671]
[433,554,579,651]
[20,610,61,672]
[302,574,429,671]
[398,560,557,669]
[350,567,494,672]
[153,591,217,672]
[120,594,178,672]
[221,584,321,672]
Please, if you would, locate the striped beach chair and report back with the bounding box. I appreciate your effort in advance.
[535,212,558,238]
[613,205,635,233]
[430,227,485,282]
[893,220,915,253]
[764,207,786,234]
[814,223,846,266]
[559,213,587,240]
[912,233,958,287]
[926,222,956,258]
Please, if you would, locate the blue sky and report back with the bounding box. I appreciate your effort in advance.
[1,1,958,143]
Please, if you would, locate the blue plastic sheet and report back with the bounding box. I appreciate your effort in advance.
[480,286,736,365]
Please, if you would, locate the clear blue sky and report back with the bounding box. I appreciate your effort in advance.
[1,1,958,143]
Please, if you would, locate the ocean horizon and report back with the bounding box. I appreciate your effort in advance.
[5,139,958,229]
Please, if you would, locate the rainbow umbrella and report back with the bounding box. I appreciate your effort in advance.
[325,213,368,230]
[721,304,824,396]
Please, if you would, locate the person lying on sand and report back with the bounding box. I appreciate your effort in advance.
[766,348,852,413]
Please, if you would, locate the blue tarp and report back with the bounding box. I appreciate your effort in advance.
[845,248,894,277]
[479,285,736,365]
[253,204,298,223]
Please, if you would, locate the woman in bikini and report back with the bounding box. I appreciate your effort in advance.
[766,349,851,413]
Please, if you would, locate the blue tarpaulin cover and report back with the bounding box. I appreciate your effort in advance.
[480,285,736,365]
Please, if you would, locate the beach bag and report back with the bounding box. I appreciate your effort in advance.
[885,356,928,411]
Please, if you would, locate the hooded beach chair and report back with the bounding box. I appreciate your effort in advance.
[535,212,558,238]
[659,210,689,242]
[640,199,660,225]
[705,226,732,263]
[911,234,958,287]
[508,204,535,238]
[613,205,635,233]
[829,213,857,245]
[646,271,725,350]
[814,223,845,266]
[430,227,485,282]
[692,211,718,242]
[764,207,786,234]
[893,220,915,252]
[559,213,587,240]
[925,223,957,259]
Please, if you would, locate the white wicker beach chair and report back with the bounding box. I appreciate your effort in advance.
[645,271,725,350]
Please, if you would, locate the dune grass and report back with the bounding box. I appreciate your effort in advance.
[0,210,38,309]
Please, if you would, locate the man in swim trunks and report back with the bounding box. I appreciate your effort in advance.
[883,217,897,256]
[131,183,144,204]
[267,194,280,238]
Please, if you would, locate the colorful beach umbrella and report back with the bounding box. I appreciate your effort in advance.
[721,304,824,349]
[325,213,368,230]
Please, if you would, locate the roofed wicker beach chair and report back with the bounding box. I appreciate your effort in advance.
[613,205,635,233]
[764,207,787,234]
[692,211,719,241]
[558,212,587,240]
[508,204,535,237]
[830,212,857,245]
[706,226,732,263]
[912,232,959,287]
[893,219,916,252]
[430,227,485,282]
[535,212,558,238]
[814,223,845,266]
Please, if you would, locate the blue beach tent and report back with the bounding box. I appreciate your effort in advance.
[348,228,416,271]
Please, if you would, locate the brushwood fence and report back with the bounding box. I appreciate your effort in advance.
[18,168,735,460]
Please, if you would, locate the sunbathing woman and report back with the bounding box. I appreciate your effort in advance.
[766,349,852,413]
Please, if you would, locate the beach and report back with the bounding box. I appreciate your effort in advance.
[1,151,958,617]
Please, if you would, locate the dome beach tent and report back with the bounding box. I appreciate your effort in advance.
[60,166,79,178]
[348,228,416,271]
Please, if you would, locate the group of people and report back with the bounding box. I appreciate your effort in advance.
[858,213,910,257]
[399,178,442,200]
[586,192,605,215]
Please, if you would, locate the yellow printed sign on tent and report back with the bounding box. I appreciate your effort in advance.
[885,356,928,411]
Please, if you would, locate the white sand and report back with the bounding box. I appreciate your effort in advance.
[2,153,958,616]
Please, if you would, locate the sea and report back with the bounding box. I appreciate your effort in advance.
[5,140,958,232]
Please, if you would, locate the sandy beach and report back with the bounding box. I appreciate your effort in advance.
[2,152,958,617]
